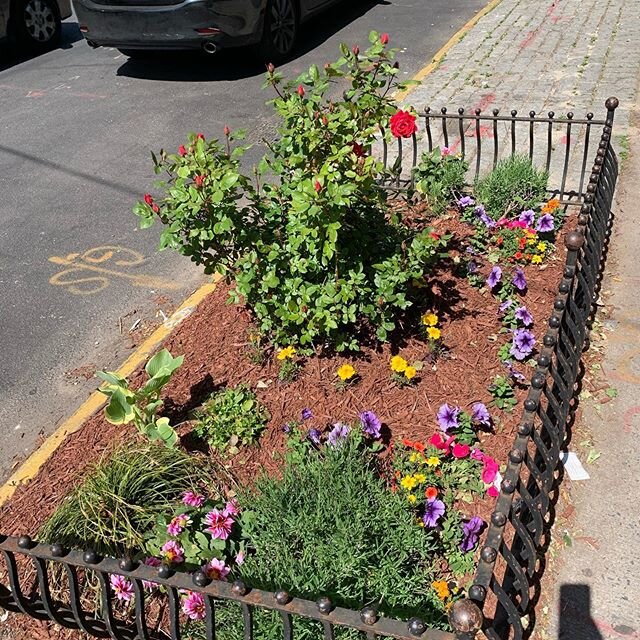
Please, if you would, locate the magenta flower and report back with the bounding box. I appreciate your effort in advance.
[487,266,502,289]
[460,516,485,552]
[110,574,134,602]
[142,557,161,591]
[167,513,191,537]
[441,146,451,156]
[457,195,475,208]
[327,422,350,446]
[204,509,234,540]
[182,591,206,621]
[359,410,381,438]
[223,500,240,517]
[510,328,536,360]
[518,209,535,226]
[452,443,470,458]
[182,491,205,508]
[514,306,533,327]
[512,268,527,291]
[536,213,555,233]
[470,448,485,462]
[437,403,460,432]
[161,540,185,565]
[471,403,491,427]
[487,486,499,497]
[202,558,230,581]
[481,457,499,484]
[423,498,446,528]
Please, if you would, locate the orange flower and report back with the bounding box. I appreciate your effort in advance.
[412,442,426,453]
[425,487,438,501]
[542,198,561,213]
[496,237,503,246]
[402,438,416,448]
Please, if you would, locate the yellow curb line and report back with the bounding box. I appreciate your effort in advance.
[394,0,504,103]
[0,274,222,507]
[0,0,503,507]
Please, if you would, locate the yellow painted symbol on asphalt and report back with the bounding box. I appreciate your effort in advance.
[48,245,181,295]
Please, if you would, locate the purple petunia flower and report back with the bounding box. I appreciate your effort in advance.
[514,306,534,327]
[468,259,479,274]
[505,361,527,383]
[423,498,446,528]
[518,209,535,226]
[281,423,291,434]
[471,403,491,427]
[437,403,460,432]
[458,195,475,208]
[487,266,502,289]
[512,268,527,291]
[465,246,476,255]
[510,328,536,360]
[474,205,495,228]
[536,213,555,233]
[499,299,513,313]
[360,411,382,439]
[460,516,485,552]
[301,408,313,421]
[327,422,350,447]
[307,428,322,445]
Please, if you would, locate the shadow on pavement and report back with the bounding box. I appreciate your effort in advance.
[558,584,604,640]
[0,21,83,73]
[116,0,389,82]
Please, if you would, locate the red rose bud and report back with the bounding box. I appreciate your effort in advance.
[352,142,365,157]
[178,145,187,157]
[297,85,305,97]
[266,62,275,73]
[196,133,205,141]
[143,193,154,206]
[194,175,205,188]
[223,125,231,137]
[322,116,328,126]
[152,204,159,213]
[314,180,322,193]
[352,45,359,55]
[380,33,389,45]
[429,232,440,241]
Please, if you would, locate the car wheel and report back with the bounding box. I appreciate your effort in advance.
[11,0,61,52]
[258,0,298,64]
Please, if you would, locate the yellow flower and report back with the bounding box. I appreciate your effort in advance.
[337,363,356,381]
[414,473,426,483]
[390,355,408,373]
[526,239,536,246]
[409,452,420,463]
[404,366,417,380]
[426,456,440,467]
[432,580,451,601]
[400,475,418,490]
[407,494,417,504]
[277,346,296,360]
[537,242,546,252]
[526,230,537,238]
[427,327,441,341]
[422,312,439,327]
[531,255,543,264]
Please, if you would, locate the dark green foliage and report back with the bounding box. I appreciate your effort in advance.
[474,155,548,218]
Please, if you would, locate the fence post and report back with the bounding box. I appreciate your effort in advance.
[449,598,484,639]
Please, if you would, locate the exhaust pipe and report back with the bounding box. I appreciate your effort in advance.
[202,41,218,54]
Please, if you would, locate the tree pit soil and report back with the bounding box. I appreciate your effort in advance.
[0,211,575,639]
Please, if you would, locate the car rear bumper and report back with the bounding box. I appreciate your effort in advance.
[72,0,263,50]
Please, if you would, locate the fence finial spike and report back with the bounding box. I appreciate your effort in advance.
[605,96,619,110]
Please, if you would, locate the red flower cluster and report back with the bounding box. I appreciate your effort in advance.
[143,193,159,213]
[390,110,418,139]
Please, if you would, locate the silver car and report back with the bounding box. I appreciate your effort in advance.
[1,0,72,51]
[72,0,343,61]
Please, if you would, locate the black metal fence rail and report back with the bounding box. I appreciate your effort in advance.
[0,98,620,640]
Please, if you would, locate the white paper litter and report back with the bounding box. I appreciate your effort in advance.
[493,471,503,489]
[560,451,590,480]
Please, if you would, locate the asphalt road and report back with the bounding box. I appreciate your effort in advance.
[0,0,487,481]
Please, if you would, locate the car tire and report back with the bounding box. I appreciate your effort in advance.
[258,0,298,65]
[10,0,61,53]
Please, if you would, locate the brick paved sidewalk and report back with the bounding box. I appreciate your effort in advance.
[401,1,640,639]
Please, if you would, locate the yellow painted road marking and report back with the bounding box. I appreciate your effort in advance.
[0,275,221,507]
[0,0,504,504]
[48,245,181,295]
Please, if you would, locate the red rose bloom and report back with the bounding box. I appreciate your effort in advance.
[194,175,205,188]
[143,193,154,206]
[178,145,187,157]
[352,142,365,157]
[390,110,418,139]
[380,33,389,45]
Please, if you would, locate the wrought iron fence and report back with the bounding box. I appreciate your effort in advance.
[0,98,619,640]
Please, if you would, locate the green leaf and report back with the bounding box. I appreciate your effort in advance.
[104,388,135,425]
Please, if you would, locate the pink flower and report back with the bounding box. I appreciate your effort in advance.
[182,591,206,621]
[452,443,471,458]
[182,491,205,508]
[204,509,234,540]
[161,540,185,565]
[202,558,230,581]
[223,500,240,517]
[481,458,500,484]
[487,486,499,498]
[110,574,134,602]
[142,557,161,591]
[167,513,191,537]
[235,551,245,566]
[441,146,451,156]
[178,145,187,157]
[470,448,485,462]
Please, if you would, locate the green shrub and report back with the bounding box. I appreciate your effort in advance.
[412,147,468,215]
[38,443,206,557]
[474,154,548,218]
[135,33,448,353]
[193,386,269,453]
